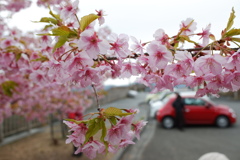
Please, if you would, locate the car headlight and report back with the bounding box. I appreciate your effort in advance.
[229,108,235,113]
[229,108,236,118]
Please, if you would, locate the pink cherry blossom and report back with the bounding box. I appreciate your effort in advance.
[147,41,173,71]
[70,67,102,87]
[185,75,205,88]
[224,50,240,71]
[120,62,140,78]
[110,61,122,78]
[66,51,94,72]
[130,36,145,55]
[226,71,240,91]
[194,54,226,76]
[153,29,170,46]
[64,121,88,146]
[96,10,106,26]
[108,144,118,153]
[175,51,194,74]
[39,35,52,48]
[53,0,79,20]
[0,52,15,67]
[47,61,67,81]
[109,33,131,58]
[79,140,105,159]
[162,74,177,91]
[117,115,135,133]
[180,18,197,36]
[3,0,31,12]
[77,30,110,59]
[165,63,186,77]
[98,26,112,39]
[133,120,147,140]
[197,24,211,46]
[0,38,16,48]
[37,0,69,7]
[118,115,134,126]
[105,124,125,145]
[204,73,226,91]
[120,108,139,115]
[119,139,135,148]
[151,75,165,93]
[137,74,154,87]
[29,70,47,84]
[195,87,220,97]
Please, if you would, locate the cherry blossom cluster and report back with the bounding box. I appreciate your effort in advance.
[33,3,240,98]
[1,0,240,159]
[64,108,147,159]
[0,0,31,13]
[0,23,94,123]
[0,0,70,14]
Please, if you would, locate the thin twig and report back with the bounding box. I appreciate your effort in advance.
[91,84,101,112]
[94,47,239,62]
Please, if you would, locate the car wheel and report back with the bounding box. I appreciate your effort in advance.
[162,116,174,129]
[216,116,229,128]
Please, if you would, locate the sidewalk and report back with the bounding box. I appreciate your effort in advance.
[0,91,149,160]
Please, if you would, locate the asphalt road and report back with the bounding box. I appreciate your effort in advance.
[120,97,240,160]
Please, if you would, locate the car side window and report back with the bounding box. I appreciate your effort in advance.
[183,98,206,106]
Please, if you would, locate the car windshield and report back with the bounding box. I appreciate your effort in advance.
[202,96,215,105]
[184,98,206,105]
[162,94,174,104]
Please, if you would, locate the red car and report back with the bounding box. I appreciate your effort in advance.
[156,92,237,129]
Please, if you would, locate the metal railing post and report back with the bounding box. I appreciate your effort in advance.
[0,123,4,143]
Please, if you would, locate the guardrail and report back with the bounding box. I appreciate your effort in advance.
[0,115,44,142]
[0,85,144,143]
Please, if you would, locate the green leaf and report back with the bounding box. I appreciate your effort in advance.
[37,33,53,36]
[15,53,22,61]
[50,26,74,52]
[173,42,179,49]
[179,35,197,44]
[226,7,235,31]
[231,37,240,43]
[68,30,78,39]
[49,7,61,20]
[53,35,68,52]
[225,28,240,37]
[52,26,71,36]
[104,107,133,117]
[100,119,107,143]
[39,17,58,25]
[1,81,18,97]
[5,46,23,61]
[47,26,78,52]
[80,14,99,31]
[100,119,109,153]
[64,119,89,124]
[31,55,49,62]
[84,118,102,144]
[108,116,117,125]
[42,24,54,31]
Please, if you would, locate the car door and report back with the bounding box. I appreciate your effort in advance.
[183,97,215,124]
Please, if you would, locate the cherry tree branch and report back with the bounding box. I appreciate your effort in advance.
[94,47,239,61]
[91,84,101,112]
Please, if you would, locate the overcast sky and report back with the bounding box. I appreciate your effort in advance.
[7,0,240,42]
